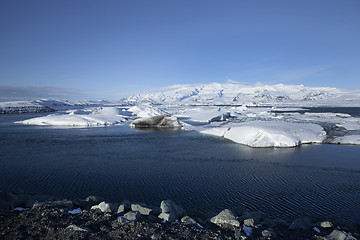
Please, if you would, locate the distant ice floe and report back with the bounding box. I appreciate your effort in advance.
[304,112,352,118]
[271,107,309,112]
[201,121,325,148]
[330,135,360,145]
[174,106,232,123]
[0,99,123,114]
[15,107,128,126]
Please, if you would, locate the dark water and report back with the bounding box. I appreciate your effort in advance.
[1,113,360,223]
[271,107,360,117]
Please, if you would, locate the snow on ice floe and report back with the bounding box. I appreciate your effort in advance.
[304,112,352,118]
[330,134,360,145]
[13,103,172,127]
[127,105,165,118]
[173,106,232,122]
[201,121,326,147]
[15,107,128,126]
[337,122,360,131]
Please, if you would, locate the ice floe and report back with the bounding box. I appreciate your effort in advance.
[330,135,360,145]
[127,105,165,118]
[15,107,128,126]
[201,121,326,147]
[173,107,231,123]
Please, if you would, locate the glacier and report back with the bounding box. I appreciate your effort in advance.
[3,82,360,148]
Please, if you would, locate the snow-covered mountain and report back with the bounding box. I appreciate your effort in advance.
[2,82,360,113]
[127,82,360,107]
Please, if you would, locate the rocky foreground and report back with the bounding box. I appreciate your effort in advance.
[0,191,359,240]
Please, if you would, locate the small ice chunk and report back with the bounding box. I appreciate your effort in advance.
[68,208,82,215]
[13,207,28,211]
[313,227,321,233]
[243,226,252,236]
[196,223,204,228]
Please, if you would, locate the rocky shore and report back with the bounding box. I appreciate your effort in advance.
[0,191,359,240]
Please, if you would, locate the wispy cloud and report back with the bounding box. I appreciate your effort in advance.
[0,86,85,102]
[237,64,335,86]
[273,65,332,84]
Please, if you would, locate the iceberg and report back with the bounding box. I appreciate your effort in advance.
[130,115,183,128]
[15,107,127,126]
[127,105,165,118]
[201,121,326,147]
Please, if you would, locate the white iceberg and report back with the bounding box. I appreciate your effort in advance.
[127,105,165,118]
[180,107,225,122]
[15,107,127,126]
[201,121,325,147]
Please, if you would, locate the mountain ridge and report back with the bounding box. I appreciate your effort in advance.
[127,82,360,106]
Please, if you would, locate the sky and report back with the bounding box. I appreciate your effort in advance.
[0,0,359,100]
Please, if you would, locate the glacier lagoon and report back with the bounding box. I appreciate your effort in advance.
[1,112,360,223]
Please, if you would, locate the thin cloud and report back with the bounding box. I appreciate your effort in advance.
[275,66,331,84]
[0,86,85,102]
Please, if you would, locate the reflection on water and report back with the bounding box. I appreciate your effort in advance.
[0,113,360,223]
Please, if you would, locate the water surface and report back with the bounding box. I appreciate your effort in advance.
[1,113,360,223]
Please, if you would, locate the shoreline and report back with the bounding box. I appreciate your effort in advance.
[1,191,359,239]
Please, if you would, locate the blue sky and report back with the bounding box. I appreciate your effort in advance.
[0,0,359,100]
